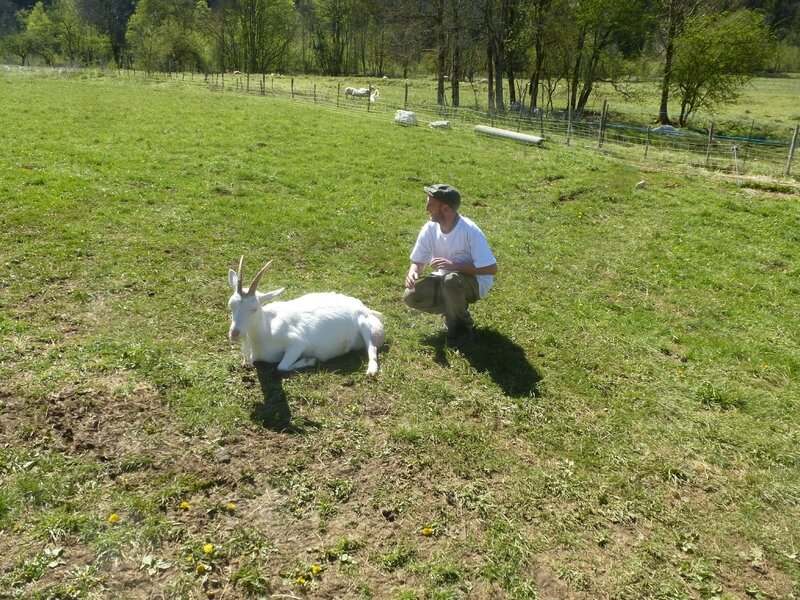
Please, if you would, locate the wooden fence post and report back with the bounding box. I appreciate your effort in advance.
[566,106,572,146]
[539,108,545,139]
[314,83,317,103]
[404,83,409,110]
[367,81,371,113]
[337,82,340,107]
[598,100,608,148]
[291,78,294,99]
[705,122,715,167]
[644,126,651,159]
[786,124,799,177]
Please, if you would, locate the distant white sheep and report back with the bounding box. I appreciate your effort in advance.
[344,86,379,102]
[227,257,384,376]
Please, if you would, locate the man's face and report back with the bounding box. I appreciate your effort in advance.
[426,196,448,224]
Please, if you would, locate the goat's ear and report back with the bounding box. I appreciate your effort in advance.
[256,287,285,305]
[228,269,239,293]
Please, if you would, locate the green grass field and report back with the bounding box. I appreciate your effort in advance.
[1,72,798,599]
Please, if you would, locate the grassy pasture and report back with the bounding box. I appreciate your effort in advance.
[1,73,799,599]
[227,71,800,135]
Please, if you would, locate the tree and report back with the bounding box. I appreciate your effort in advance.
[24,1,56,64]
[1,0,19,36]
[654,0,717,125]
[518,0,553,110]
[234,0,296,73]
[670,9,775,126]
[566,0,647,115]
[383,0,427,79]
[78,0,136,68]
[310,0,355,75]
[126,0,206,72]
[51,0,110,65]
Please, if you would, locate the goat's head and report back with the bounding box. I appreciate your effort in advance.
[227,256,285,341]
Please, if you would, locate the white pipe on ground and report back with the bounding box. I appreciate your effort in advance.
[474,125,544,146]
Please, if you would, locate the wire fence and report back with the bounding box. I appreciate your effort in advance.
[9,65,800,185]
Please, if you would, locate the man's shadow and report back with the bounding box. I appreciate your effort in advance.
[423,328,541,398]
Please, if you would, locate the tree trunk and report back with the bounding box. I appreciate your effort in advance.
[487,37,495,112]
[451,0,461,107]
[658,9,677,125]
[494,0,507,111]
[570,25,586,114]
[437,0,446,105]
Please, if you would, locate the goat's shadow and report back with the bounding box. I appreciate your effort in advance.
[248,347,386,432]
[423,328,541,398]
[250,363,321,433]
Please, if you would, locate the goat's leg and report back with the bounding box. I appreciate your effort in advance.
[359,317,382,376]
[241,340,254,368]
[277,345,316,372]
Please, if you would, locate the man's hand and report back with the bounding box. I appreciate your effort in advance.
[405,270,419,290]
[429,257,456,271]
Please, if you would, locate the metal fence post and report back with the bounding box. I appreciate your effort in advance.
[706,122,715,168]
[786,124,799,177]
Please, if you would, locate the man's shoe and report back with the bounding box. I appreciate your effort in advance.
[447,325,474,348]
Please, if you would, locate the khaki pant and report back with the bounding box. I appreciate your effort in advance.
[403,273,480,331]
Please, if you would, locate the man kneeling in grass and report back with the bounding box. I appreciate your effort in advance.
[403,183,498,348]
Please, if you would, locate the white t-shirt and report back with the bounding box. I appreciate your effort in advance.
[410,214,496,298]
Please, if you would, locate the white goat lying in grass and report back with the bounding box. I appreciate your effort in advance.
[344,86,379,102]
[227,257,384,376]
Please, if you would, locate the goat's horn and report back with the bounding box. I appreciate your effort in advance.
[248,260,273,295]
[236,255,244,295]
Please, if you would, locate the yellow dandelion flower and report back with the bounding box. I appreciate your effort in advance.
[108,513,120,524]
[195,562,207,574]
[421,526,434,536]
[296,576,306,585]
[311,564,322,575]
[187,555,195,563]
[180,501,191,510]
[12,523,20,533]
[203,543,214,554]
[225,502,236,512]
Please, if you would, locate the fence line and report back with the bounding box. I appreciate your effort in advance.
[10,66,799,183]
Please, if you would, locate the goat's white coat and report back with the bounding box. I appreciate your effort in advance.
[228,264,384,376]
[344,86,379,102]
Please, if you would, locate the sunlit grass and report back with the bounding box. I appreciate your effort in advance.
[0,72,798,598]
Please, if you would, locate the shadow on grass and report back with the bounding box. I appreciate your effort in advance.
[423,328,541,398]
[248,346,385,431]
[250,363,322,434]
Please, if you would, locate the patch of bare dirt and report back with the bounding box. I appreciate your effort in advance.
[0,369,509,599]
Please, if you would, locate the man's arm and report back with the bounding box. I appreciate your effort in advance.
[429,258,497,276]
[405,262,426,289]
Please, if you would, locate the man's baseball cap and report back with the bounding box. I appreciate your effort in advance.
[424,183,461,209]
